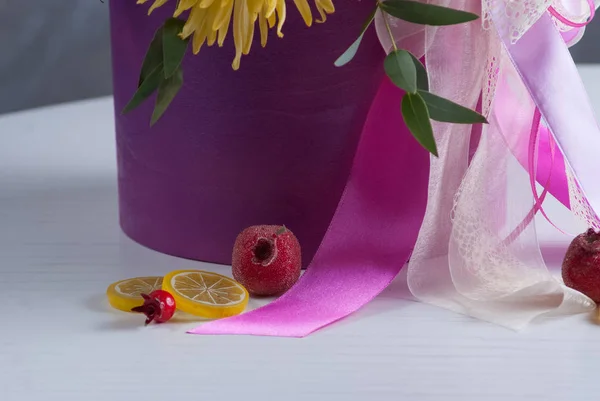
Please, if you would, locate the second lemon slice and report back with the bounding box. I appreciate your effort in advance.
[162,270,249,318]
[106,276,163,312]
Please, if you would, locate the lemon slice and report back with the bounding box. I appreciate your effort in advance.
[162,270,249,318]
[106,276,163,312]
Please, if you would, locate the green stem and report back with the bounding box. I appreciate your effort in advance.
[378,1,398,52]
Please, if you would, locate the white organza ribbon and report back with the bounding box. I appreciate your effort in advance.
[376,0,598,329]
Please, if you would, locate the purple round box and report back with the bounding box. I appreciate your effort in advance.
[109,1,384,265]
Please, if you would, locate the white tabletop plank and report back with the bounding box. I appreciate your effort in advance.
[2,67,600,401]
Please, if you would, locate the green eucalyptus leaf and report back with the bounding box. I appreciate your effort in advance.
[334,34,365,68]
[334,35,366,68]
[138,27,164,87]
[384,49,417,93]
[334,6,378,67]
[418,90,487,124]
[163,18,189,78]
[410,53,428,91]
[380,0,479,26]
[151,66,184,125]
[123,63,164,114]
[402,92,438,156]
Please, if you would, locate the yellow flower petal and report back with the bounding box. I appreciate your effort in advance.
[207,29,218,46]
[216,2,234,46]
[263,0,277,18]
[259,12,268,47]
[243,10,256,55]
[193,30,207,54]
[203,0,221,46]
[293,0,312,27]
[199,0,217,8]
[314,0,334,23]
[190,7,212,53]
[267,12,276,29]
[181,5,207,39]
[317,0,334,13]
[148,0,170,15]
[247,0,264,14]
[174,0,199,17]
[275,0,286,37]
[232,0,245,70]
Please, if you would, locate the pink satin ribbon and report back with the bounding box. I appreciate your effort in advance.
[189,78,429,337]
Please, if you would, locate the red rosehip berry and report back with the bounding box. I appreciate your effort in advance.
[131,289,176,325]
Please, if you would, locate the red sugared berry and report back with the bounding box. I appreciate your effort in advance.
[232,225,301,296]
[562,228,600,303]
[131,289,176,325]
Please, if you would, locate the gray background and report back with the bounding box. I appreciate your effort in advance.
[0,1,598,115]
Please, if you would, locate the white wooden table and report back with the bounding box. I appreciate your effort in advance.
[2,67,600,401]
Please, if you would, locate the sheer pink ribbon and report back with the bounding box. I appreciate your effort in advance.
[497,5,600,244]
[510,0,596,209]
[549,0,595,28]
[503,107,571,244]
[530,126,564,232]
[503,109,554,245]
[496,11,600,220]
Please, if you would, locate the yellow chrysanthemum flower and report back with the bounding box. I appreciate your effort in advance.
[137,0,335,70]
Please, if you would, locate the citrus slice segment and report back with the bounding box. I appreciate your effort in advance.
[162,270,249,318]
[106,276,163,312]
